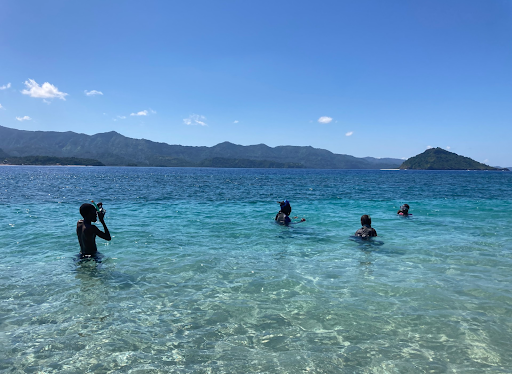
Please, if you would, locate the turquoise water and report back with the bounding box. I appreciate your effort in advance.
[1,166,511,373]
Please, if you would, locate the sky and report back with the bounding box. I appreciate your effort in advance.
[1,0,511,165]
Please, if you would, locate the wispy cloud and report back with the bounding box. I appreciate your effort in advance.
[113,115,127,121]
[233,120,239,124]
[318,116,333,124]
[184,114,207,126]
[426,145,433,149]
[0,104,4,110]
[84,90,103,96]
[0,83,11,90]
[446,146,451,150]
[345,131,353,136]
[130,110,148,116]
[16,116,32,121]
[484,159,489,164]
[21,79,68,100]
[149,108,157,114]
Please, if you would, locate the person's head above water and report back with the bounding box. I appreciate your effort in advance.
[361,214,372,226]
[398,204,410,215]
[278,200,292,216]
[80,203,97,222]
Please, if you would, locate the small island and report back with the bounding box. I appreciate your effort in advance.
[400,148,508,171]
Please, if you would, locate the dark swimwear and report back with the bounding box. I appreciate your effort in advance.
[275,212,291,224]
[355,224,377,238]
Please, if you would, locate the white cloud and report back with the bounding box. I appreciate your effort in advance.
[16,116,32,121]
[484,159,489,164]
[345,131,353,136]
[426,145,433,149]
[446,146,451,150]
[21,79,68,100]
[130,110,148,116]
[318,116,333,124]
[0,83,11,90]
[84,90,103,96]
[184,114,207,126]
[149,108,157,114]
[233,120,239,124]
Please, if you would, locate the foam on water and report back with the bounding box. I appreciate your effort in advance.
[1,166,511,373]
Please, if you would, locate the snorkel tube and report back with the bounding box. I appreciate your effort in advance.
[91,200,106,215]
[91,201,100,212]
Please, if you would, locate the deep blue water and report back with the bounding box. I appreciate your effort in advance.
[1,166,511,373]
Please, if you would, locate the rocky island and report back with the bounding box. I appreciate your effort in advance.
[400,148,508,171]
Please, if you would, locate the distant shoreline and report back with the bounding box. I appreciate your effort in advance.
[0,164,93,167]
[0,164,510,171]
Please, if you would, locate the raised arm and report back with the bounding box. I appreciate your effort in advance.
[95,210,111,241]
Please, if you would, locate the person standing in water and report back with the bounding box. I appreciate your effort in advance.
[275,200,306,224]
[355,214,377,238]
[77,202,111,258]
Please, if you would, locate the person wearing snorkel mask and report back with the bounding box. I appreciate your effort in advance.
[397,204,411,216]
[77,202,111,259]
[275,200,306,224]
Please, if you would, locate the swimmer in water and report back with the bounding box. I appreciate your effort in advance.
[77,202,111,259]
[275,200,306,225]
[355,214,377,239]
[397,204,410,216]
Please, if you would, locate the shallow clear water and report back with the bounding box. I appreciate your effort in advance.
[1,166,511,373]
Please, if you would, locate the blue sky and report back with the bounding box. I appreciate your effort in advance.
[1,0,511,165]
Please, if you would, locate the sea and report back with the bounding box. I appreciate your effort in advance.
[1,166,511,373]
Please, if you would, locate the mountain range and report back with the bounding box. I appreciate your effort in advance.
[0,125,403,169]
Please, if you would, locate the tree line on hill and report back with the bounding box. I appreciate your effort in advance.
[0,152,105,166]
[0,125,402,169]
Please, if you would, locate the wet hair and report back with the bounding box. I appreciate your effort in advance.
[360,214,371,226]
[80,203,96,219]
[279,200,292,216]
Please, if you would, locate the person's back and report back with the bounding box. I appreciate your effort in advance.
[77,202,111,258]
[355,214,377,239]
[275,211,291,224]
[77,219,98,256]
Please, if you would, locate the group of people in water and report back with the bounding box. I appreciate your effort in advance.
[274,200,411,239]
[76,200,412,259]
